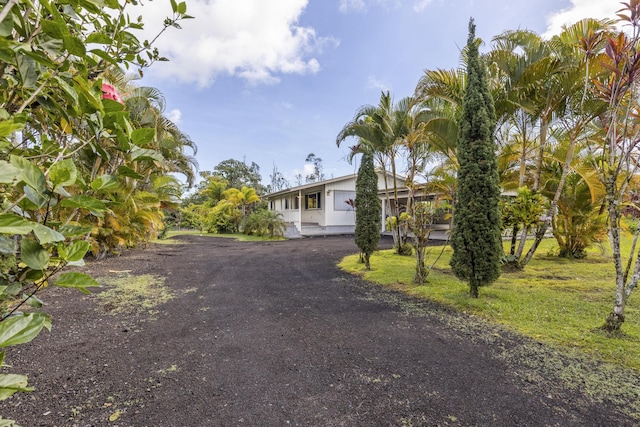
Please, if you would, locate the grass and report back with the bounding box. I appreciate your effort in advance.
[156,229,285,243]
[338,238,640,372]
[95,272,174,316]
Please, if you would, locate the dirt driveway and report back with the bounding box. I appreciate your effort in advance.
[3,235,637,426]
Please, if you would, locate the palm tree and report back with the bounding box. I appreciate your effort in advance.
[486,20,611,267]
[223,186,261,220]
[337,91,416,253]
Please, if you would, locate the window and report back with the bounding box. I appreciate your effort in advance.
[294,196,299,210]
[269,200,275,210]
[334,191,356,211]
[285,197,290,210]
[305,192,321,210]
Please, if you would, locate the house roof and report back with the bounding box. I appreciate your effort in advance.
[266,174,358,198]
[265,170,408,199]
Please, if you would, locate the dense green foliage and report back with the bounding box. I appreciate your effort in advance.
[0,0,193,410]
[242,209,286,238]
[449,19,502,297]
[355,151,381,270]
[178,160,264,234]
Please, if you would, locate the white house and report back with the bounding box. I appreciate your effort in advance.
[265,171,451,238]
[265,172,394,237]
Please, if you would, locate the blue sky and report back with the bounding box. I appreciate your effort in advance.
[131,0,619,189]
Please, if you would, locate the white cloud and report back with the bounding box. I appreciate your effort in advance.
[367,75,391,92]
[338,0,400,14]
[166,108,182,124]
[129,0,334,87]
[339,0,366,13]
[413,0,434,13]
[544,0,620,38]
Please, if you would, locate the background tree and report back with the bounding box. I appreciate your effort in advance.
[450,19,503,298]
[213,159,266,194]
[355,151,381,270]
[305,153,325,183]
[587,2,640,331]
[268,163,290,193]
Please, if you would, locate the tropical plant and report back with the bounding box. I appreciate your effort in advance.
[242,209,286,238]
[205,200,241,234]
[408,200,449,284]
[549,172,606,259]
[486,19,610,268]
[585,1,640,331]
[337,92,414,255]
[223,186,261,219]
[500,186,547,265]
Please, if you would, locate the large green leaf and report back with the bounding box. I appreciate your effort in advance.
[53,76,80,108]
[0,161,21,184]
[131,128,155,146]
[117,166,144,180]
[9,156,46,194]
[15,54,37,89]
[130,146,164,162]
[90,174,120,191]
[49,159,78,188]
[0,215,34,235]
[86,32,112,45]
[58,240,90,262]
[0,373,34,401]
[0,118,26,139]
[54,272,99,294]
[0,236,17,255]
[41,19,68,39]
[0,313,51,349]
[60,195,107,216]
[72,75,103,111]
[63,35,86,56]
[23,185,48,209]
[58,224,93,237]
[20,238,50,270]
[33,224,65,244]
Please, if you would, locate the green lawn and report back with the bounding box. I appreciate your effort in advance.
[156,229,284,243]
[338,238,640,372]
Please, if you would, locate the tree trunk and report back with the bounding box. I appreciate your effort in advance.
[414,247,426,285]
[603,179,626,332]
[389,151,404,252]
[510,225,519,255]
[521,127,579,267]
[469,281,479,298]
[532,116,549,192]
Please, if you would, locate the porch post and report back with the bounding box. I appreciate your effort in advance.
[298,189,302,231]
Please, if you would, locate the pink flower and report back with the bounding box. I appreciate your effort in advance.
[101,83,124,104]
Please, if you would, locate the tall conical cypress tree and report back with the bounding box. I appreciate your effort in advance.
[355,150,381,270]
[449,18,502,298]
